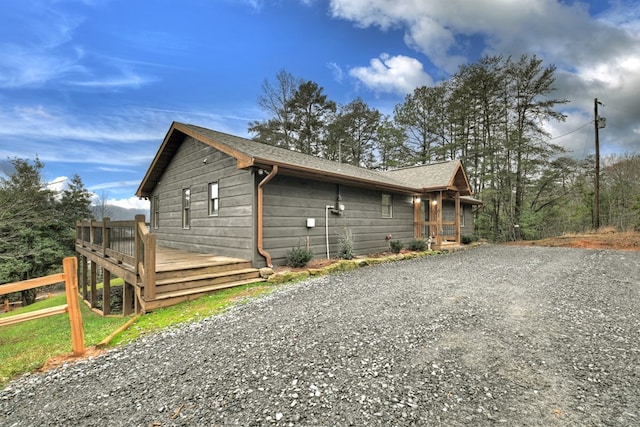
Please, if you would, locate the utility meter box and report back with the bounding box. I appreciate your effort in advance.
[306,218,315,228]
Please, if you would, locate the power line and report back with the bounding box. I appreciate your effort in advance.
[549,120,593,141]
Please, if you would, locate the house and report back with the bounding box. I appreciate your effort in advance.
[136,122,480,268]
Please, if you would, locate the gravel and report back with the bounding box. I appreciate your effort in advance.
[1,245,639,426]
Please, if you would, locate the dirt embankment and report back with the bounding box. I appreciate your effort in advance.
[506,230,640,252]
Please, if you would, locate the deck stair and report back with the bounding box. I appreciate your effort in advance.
[138,247,266,311]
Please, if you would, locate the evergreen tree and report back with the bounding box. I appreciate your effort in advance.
[0,158,68,305]
[287,80,336,156]
[327,98,381,168]
[59,173,94,251]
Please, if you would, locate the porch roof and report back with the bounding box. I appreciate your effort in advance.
[136,122,474,198]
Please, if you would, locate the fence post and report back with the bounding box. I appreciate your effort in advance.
[63,257,85,356]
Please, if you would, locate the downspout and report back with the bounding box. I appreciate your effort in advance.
[257,165,278,267]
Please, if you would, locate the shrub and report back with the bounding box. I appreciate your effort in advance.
[338,228,354,260]
[286,246,313,268]
[461,235,478,244]
[390,240,403,254]
[408,238,427,251]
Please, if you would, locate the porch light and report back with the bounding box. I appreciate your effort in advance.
[414,197,421,203]
[432,200,438,206]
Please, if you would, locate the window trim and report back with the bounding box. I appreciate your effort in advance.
[381,193,393,218]
[152,195,159,229]
[182,188,191,229]
[208,181,219,216]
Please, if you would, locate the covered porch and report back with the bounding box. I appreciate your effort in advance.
[413,191,464,249]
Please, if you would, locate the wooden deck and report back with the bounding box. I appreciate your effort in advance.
[143,247,265,311]
[75,217,265,315]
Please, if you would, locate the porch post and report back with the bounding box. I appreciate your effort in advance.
[436,191,443,246]
[413,196,422,238]
[455,192,461,244]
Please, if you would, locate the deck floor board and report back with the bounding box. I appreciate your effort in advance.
[155,246,249,273]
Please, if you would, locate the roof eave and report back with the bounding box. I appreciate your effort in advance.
[251,159,420,195]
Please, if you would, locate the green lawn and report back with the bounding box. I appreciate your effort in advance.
[0,283,275,388]
[0,294,129,387]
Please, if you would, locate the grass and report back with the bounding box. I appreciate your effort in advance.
[0,294,129,387]
[0,283,276,388]
[110,283,274,346]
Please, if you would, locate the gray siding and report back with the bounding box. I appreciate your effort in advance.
[262,175,414,265]
[150,136,256,262]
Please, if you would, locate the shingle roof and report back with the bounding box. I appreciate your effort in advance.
[180,123,409,189]
[137,122,473,198]
[383,161,462,189]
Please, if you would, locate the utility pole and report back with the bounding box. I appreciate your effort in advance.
[593,98,605,230]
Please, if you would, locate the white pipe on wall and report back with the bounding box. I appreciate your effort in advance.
[325,205,334,259]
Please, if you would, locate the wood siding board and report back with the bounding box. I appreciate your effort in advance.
[262,175,415,265]
[151,137,255,260]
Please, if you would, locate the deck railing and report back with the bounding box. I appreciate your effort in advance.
[76,215,156,304]
[76,217,137,265]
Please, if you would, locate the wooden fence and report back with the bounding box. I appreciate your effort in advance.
[0,257,85,356]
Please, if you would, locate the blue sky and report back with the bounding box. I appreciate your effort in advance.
[1,0,639,210]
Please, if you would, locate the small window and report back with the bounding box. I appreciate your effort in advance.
[152,195,159,229]
[460,205,465,228]
[208,181,219,216]
[381,193,392,218]
[182,188,191,229]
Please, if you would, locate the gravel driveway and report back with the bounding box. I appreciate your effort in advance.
[1,245,639,426]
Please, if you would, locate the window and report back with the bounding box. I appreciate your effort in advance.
[182,188,191,229]
[152,195,159,229]
[460,205,465,228]
[381,193,392,218]
[208,181,219,216]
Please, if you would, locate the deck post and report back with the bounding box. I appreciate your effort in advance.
[63,256,85,356]
[102,217,110,256]
[103,269,111,315]
[90,219,96,246]
[144,233,156,300]
[122,281,134,316]
[81,255,88,300]
[90,260,97,308]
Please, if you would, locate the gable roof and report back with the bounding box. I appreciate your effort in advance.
[383,161,472,195]
[136,122,473,198]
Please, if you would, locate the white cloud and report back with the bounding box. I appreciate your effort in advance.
[330,0,640,155]
[46,176,70,193]
[327,62,344,83]
[106,196,150,210]
[349,53,433,94]
[67,71,158,89]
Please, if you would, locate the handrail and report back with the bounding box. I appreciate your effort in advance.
[0,257,85,356]
[134,214,156,302]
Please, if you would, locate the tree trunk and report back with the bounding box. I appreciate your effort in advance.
[21,289,37,306]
